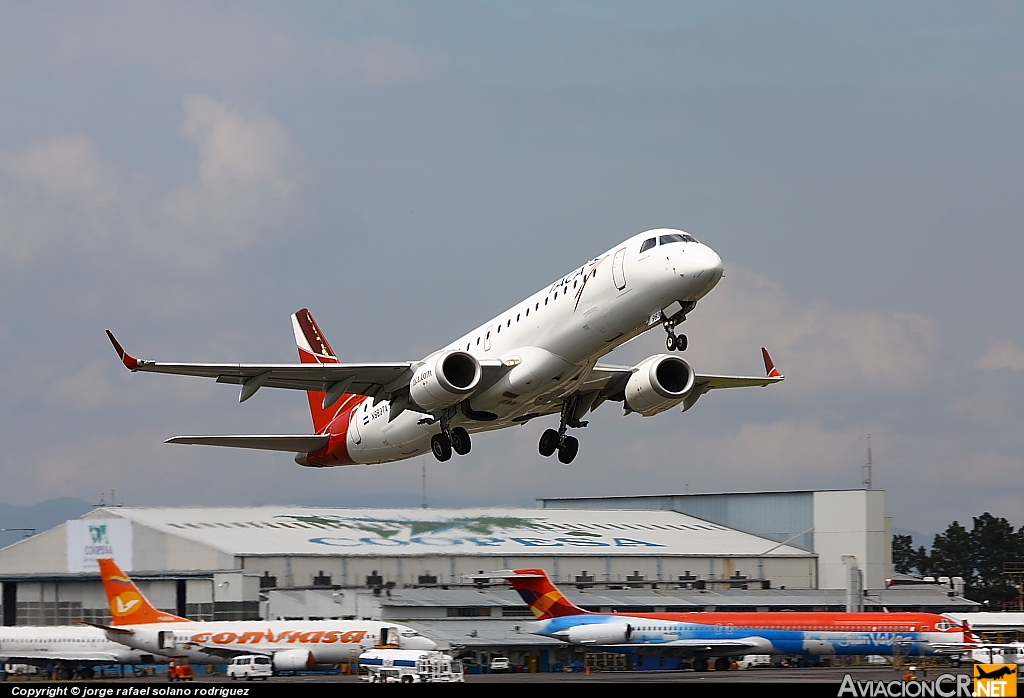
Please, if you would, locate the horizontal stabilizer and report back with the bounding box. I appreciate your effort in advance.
[166,434,331,452]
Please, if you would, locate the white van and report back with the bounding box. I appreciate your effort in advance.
[360,649,464,683]
[226,655,273,680]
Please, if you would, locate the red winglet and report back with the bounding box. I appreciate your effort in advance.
[762,347,782,378]
[105,330,139,370]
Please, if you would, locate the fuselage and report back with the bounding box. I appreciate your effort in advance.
[106,619,436,664]
[533,611,971,658]
[0,626,154,665]
[308,229,724,465]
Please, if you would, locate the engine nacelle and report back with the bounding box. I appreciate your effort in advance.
[273,649,315,672]
[409,351,482,412]
[564,622,633,645]
[624,354,695,416]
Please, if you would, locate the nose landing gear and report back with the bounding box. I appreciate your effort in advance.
[663,317,687,352]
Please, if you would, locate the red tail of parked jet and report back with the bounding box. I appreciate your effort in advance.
[504,569,589,620]
[98,558,188,626]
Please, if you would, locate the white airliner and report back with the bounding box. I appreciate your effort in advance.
[0,625,155,673]
[106,229,783,466]
[94,559,436,671]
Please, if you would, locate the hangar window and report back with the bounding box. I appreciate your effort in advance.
[640,238,656,253]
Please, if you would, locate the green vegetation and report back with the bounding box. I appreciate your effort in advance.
[893,513,1024,606]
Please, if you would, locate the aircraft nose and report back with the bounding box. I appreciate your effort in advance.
[404,635,438,650]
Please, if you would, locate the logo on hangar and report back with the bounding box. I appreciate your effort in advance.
[277,514,665,549]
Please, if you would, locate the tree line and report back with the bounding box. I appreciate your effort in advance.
[892,513,1024,606]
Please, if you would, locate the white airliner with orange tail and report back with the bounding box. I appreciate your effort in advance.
[93,559,436,671]
[106,230,783,467]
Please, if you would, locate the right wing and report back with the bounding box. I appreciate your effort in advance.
[106,329,416,402]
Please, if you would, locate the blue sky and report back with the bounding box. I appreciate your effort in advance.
[1,2,1022,542]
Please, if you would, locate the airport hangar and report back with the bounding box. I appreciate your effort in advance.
[0,489,977,671]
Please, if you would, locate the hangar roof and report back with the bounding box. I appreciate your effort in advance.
[87,506,813,558]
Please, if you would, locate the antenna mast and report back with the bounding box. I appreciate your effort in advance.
[863,434,872,489]
[421,458,428,509]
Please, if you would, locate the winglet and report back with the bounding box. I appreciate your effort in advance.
[105,331,139,370]
[762,347,783,379]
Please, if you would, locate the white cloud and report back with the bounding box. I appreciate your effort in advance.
[5,135,119,209]
[976,339,1024,371]
[0,97,301,271]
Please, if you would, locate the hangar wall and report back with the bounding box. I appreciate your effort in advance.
[541,489,891,589]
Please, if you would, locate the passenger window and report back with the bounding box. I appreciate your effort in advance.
[554,292,558,299]
[507,319,511,327]
[497,325,500,333]
[525,309,529,317]
[476,337,480,345]
[573,280,577,289]
[544,298,548,305]
[640,238,656,253]
[517,313,520,321]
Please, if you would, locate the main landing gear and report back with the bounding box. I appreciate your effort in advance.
[538,399,584,464]
[430,412,471,462]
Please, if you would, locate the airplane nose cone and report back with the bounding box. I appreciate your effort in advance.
[405,636,438,650]
[682,245,723,300]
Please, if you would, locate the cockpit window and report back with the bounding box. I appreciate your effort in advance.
[640,238,657,253]
[659,233,696,245]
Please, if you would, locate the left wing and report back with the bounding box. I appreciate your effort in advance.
[580,347,784,412]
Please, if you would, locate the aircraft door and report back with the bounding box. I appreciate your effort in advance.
[484,326,493,352]
[612,248,627,290]
[158,630,176,650]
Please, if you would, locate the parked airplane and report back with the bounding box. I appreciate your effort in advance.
[92,559,436,671]
[106,229,783,467]
[0,626,155,676]
[500,569,975,672]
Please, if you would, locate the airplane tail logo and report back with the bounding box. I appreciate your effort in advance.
[98,558,188,626]
[291,308,357,434]
[506,569,588,620]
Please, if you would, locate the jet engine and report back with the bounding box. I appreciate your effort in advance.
[273,649,315,672]
[624,354,695,416]
[409,351,482,411]
[564,622,633,645]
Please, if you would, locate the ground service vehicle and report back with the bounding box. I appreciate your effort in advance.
[226,655,273,680]
[359,649,464,683]
[166,656,193,681]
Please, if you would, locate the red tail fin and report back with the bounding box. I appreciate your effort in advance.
[506,569,588,619]
[98,558,188,626]
[291,308,359,433]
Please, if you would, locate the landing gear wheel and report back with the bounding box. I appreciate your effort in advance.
[714,657,731,672]
[676,334,687,351]
[430,433,452,462]
[557,436,579,464]
[692,658,709,672]
[539,429,560,457]
[666,334,677,351]
[450,427,472,455]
